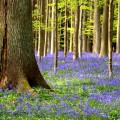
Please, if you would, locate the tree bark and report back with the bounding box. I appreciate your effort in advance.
[93,0,101,53]
[44,0,49,56]
[0,0,51,93]
[108,0,114,77]
[51,0,55,54]
[100,0,109,57]
[69,9,74,52]
[73,1,80,59]
[79,9,83,58]
[54,0,58,71]
[82,9,87,52]
[64,1,68,57]
[0,0,5,79]
[116,0,120,53]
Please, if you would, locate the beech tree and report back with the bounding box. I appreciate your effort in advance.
[93,0,101,53]
[116,0,120,53]
[100,0,109,57]
[0,0,51,92]
[108,0,114,77]
[73,0,80,59]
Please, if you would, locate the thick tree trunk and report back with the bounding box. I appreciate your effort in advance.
[0,0,51,92]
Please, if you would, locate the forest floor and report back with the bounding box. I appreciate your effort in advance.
[0,52,120,120]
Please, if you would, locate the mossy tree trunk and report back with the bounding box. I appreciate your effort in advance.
[0,0,51,92]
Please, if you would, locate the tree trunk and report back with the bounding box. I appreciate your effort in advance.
[40,0,46,56]
[99,0,109,57]
[54,0,58,71]
[64,1,68,57]
[79,9,83,58]
[0,0,51,93]
[51,0,55,54]
[82,9,87,52]
[44,0,49,56]
[116,0,120,53]
[93,0,101,53]
[48,0,52,53]
[73,1,80,59]
[108,0,114,77]
[69,9,74,52]
[0,0,5,79]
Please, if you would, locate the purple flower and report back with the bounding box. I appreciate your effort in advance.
[9,83,13,89]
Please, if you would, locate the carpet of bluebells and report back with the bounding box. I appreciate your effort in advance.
[0,52,120,120]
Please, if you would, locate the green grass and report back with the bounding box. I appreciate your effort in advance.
[0,74,120,120]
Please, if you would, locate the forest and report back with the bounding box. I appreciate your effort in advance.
[0,0,120,119]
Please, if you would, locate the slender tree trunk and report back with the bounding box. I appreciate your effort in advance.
[69,9,74,52]
[82,9,87,52]
[44,0,49,56]
[79,9,83,58]
[94,0,101,53]
[54,0,58,71]
[48,0,52,52]
[34,31,38,52]
[116,0,120,53]
[58,9,62,51]
[64,1,68,57]
[100,0,109,57]
[87,0,93,52]
[73,1,80,59]
[51,0,55,54]
[0,0,51,92]
[40,0,46,56]
[108,0,114,77]
[37,0,41,58]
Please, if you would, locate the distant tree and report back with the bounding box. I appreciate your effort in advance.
[0,0,51,92]
[44,0,49,56]
[79,9,83,58]
[82,9,87,52]
[48,0,52,53]
[69,8,74,52]
[37,0,46,58]
[64,0,68,57]
[51,0,55,54]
